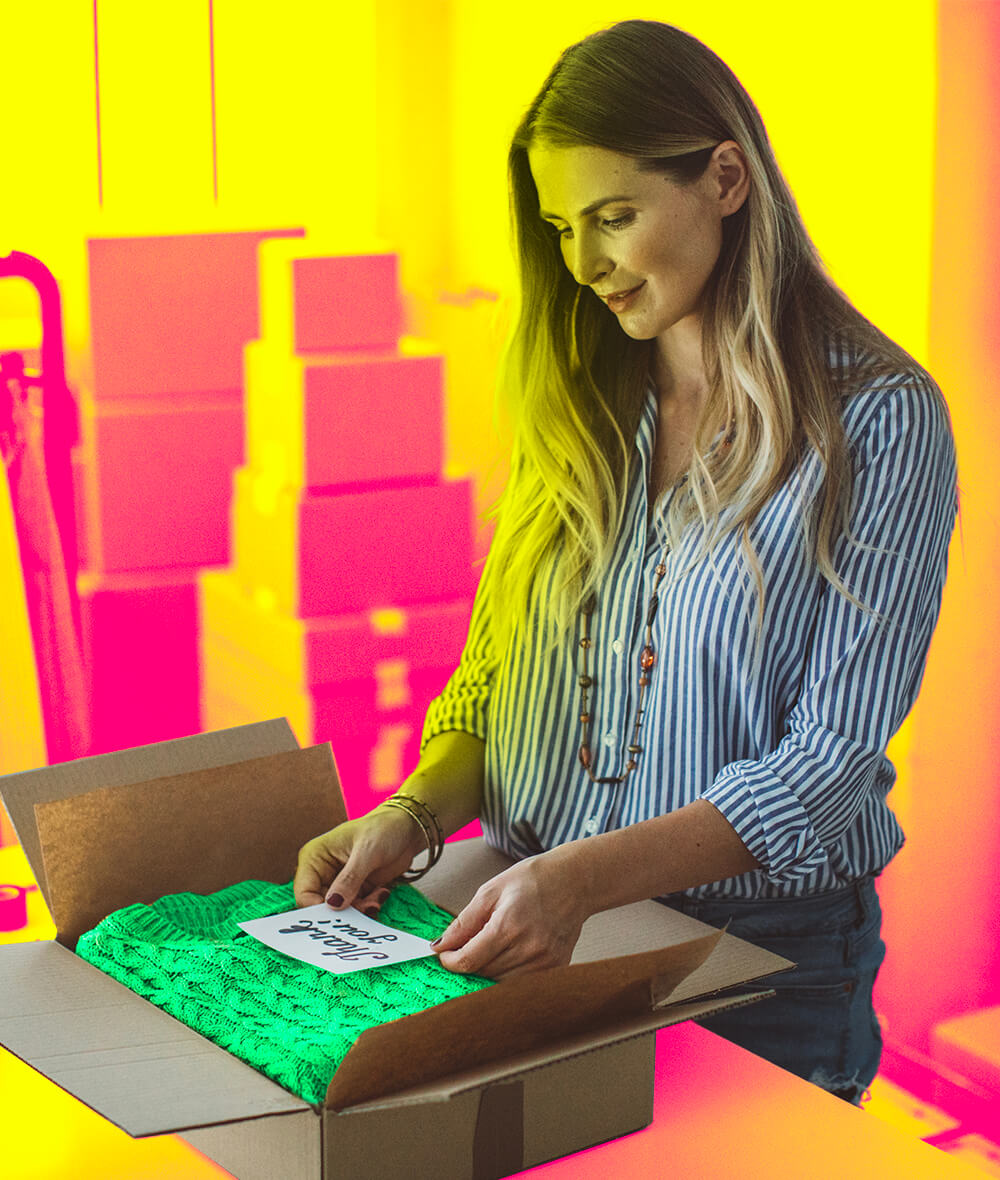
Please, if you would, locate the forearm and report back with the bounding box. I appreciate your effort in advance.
[549,799,761,917]
[391,730,485,839]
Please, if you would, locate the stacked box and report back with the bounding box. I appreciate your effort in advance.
[231,467,476,617]
[79,570,201,755]
[243,338,444,490]
[77,230,304,754]
[202,239,477,810]
[74,391,244,572]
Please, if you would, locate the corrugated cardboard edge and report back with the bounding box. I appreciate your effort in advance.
[0,717,299,910]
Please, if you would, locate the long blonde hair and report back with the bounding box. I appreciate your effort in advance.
[486,18,947,655]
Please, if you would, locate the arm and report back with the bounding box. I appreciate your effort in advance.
[697,375,958,883]
[433,799,758,978]
[435,375,958,975]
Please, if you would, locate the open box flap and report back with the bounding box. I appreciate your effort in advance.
[324,927,726,1110]
[0,941,310,1137]
[32,742,345,946]
[335,990,774,1114]
[0,718,299,911]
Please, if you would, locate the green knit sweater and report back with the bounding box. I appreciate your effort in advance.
[75,880,493,1104]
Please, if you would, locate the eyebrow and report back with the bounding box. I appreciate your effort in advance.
[538,195,637,221]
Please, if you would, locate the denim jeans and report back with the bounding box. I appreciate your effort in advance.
[659,876,886,1105]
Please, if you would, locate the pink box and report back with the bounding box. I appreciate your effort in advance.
[74,393,244,573]
[79,570,202,756]
[244,343,444,490]
[293,255,402,353]
[88,228,303,400]
[232,469,476,617]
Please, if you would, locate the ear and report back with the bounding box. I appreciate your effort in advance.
[711,140,750,216]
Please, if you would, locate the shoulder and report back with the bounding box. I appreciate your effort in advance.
[826,339,955,474]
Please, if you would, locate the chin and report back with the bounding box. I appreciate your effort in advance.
[616,320,659,341]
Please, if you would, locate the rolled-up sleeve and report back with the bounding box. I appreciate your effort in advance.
[421,549,501,751]
[701,377,959,884]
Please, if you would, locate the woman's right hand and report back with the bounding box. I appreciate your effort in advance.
[293,805,426,917]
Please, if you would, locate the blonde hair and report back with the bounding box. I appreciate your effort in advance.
[484,18,948,656]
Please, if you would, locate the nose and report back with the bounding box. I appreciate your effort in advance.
[566,234,610,289]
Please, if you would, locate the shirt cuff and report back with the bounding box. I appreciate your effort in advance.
[701,761,831,884]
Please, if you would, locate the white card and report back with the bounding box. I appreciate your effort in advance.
[237,903,436,975]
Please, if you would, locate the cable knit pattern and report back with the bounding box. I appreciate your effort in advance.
[76,880,493,1104]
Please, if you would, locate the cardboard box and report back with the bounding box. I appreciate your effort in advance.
[0,720,793,1180]
[74,391,244,572]
[78,569,202,755]
[231,467,476,617]
[244,338,444,491]
[88,229,304,401]
[259,238,404,354]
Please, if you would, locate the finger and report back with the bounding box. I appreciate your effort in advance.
[442,936,555,980]
[294,868,328,908]
[434,915,509,977]
[430,894,494,953]
[355,886,392,919]
[324,850,380,910]
[293,844,344,907]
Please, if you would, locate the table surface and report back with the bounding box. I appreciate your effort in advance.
[0,842,984,1180]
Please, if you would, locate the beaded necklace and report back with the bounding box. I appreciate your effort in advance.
[576,424,735,785]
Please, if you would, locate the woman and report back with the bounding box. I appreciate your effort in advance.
[294,19,958,1105]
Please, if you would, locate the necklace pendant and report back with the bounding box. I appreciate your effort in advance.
[578,743,592,769]
[640,645,656,670]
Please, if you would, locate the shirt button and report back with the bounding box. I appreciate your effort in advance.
[612,638,625,655]
[603,732,616,748]
[585,817,599,835]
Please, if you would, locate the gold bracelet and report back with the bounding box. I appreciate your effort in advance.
[381,797,441,881]
[391,792,444,855]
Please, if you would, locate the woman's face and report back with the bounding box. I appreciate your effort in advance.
[527,142,745,345]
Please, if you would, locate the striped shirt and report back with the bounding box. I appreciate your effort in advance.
[422,341,959,900]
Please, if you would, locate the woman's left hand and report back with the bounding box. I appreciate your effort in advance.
[431,849,589,980]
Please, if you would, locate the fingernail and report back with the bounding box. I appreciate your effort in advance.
[363,907,379,918]
[430,937,442,948]
[376,888,391,902]
[326,892,343,907]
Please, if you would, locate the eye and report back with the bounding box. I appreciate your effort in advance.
[553,213,636,239]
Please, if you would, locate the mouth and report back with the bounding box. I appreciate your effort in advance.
[602,282,645,309]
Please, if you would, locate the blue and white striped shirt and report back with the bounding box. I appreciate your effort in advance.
[422,342,958,899]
